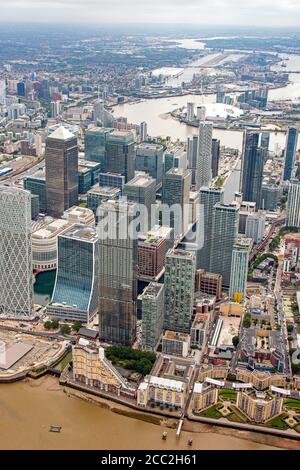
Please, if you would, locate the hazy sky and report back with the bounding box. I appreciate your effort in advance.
[1,0,299,27]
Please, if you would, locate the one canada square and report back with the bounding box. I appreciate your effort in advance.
[0,186,33,317]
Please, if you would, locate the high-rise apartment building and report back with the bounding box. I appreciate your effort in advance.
[187,102,195,121]
[241,131,264,207]
[135,143,164,188]
[245,213,265,243]
[187,135,199,186]
[197,187,224,270]
[196,122,213,190]
[45,126,78,218]
[98,200,138,346]
[47,225,98,323]
[229,238,251,302]
[211,138,220,178]
[283,127,299,181]
[164,249,196,333]
[0,187,33,318]
[162,167,191,237]
[286,179,300,228]
[138,234,166,280]
[138,283,164,351]
[209,202,239,286]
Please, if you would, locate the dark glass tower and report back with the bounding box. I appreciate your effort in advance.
[45,126,78,218]
[211,138,220,178]
[283,127,298,181]
[241,131,264,207]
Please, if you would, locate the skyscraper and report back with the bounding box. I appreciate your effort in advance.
[98,200,138,346]
[196,121,213,190]
[286,179,300,228]
[0,187,33,318]
[140,121,148,142]
[45,126,78,218]
[164,249,196,333]
[105,130,136,182]
[0,79,6,106]
[135,143,164,188]
[162,167,191,237]
[124,172,156,231]
[197,187,224,270]
[241,131,264,207]
[187,102,195,121]
[138,282,164,351]
[209,202,239,286]
[283,127,299,181]
[84,127,113,167]
[47,225,99,323]
[211,138,220,178]
[187,135,198,186]
[229,238,251,302]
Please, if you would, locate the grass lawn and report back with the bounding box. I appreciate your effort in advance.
[284,398,300,410]
[219,389,237,401]
[266,414,289,430]
[200,405,222,419]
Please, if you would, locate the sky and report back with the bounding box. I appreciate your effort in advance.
[0,0,300,27]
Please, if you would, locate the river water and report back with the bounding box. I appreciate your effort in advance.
[0,376,278,450]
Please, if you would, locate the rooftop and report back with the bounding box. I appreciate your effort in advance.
[60,224,98,242]
[48,126,75,141]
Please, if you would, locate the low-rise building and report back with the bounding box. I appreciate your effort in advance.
[195,270,222,299]
[192,382,219,412]
[191,313,210,349]
[236,390,283,423]
[162,330,190,358]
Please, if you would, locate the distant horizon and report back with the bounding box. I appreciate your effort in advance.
[0,0,299,28]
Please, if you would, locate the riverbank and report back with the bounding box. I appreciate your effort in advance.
[61,381,300,450]
[0,375,276,450]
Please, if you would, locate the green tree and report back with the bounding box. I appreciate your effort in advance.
[232,336,239,348]
[72,321,82,332]
[61,324,71,335]
[44,321,53,330]
[287,324,294,333]
[243,313,251,328]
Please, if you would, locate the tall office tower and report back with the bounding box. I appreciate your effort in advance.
[196,121,213,190]
[211,138,220,178]
[98,200,138,346]
[140,121,147,141]
[197,187,224,270]
[45,126,78,218]
[105,130,136,182]
[138,282,164,351]
[187,102,195,121]
[124,172,156,231]
[245,213,266,243]
[0,79,6,106]
[93,98,104,124]
[187,135,198,186]
[261,132,270,152]
[99,172,125,190]
[240,131,264,207]
[162,168,191,237]
[164,249,196,333]
[51,100,61,118]
[85,127,112,167]
[34,132,43,156]
[229,238,251,302]
[261,183,281,211]
[17,81,26,97]
[209,202,239,286]
[0,187,33,318]
[47,225,98,323]
[24,170,47,214]
[135,143,164,188]
[286,179,300,228]
[196,106,206,122]
[283,127,299,181]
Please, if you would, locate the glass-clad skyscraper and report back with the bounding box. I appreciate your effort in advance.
[47,225,99,323]
[283,127,298,181]
[85,127,113,167]
[0,186,33,318]
[241,131,264,207]
[98,200,138,346]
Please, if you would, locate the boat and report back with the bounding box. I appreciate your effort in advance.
[49,426,62,433]
[162,431,168,440]
[188,438,193,446]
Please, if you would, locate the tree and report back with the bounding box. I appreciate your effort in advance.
[44,321,53,330]
[61,324,71,335]
[51,319,59,329]
[287,335,294,342]
[227,373,236,382]
[72,321,82,332]
[232,336,240,348]
[243,313,251,328]
[287,324,294,333]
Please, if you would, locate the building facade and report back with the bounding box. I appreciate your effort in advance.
[138,282,164,351]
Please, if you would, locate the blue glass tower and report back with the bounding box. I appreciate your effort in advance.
[283,127,298,181]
